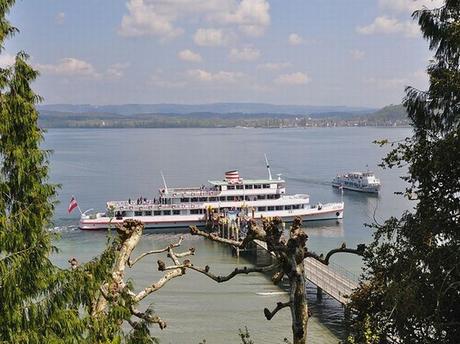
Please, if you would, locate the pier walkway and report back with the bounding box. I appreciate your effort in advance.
[253,239,358,305]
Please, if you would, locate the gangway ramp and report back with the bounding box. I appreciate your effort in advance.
[253,239,358,305]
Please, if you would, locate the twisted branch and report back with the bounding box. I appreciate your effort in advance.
[131,306,167,330]
[128,235,184,267]
[264,301,292,320]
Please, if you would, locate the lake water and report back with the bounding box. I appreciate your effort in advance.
[46,127,412,343]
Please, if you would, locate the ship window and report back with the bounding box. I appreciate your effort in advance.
[173,210,180,215]
[154,211,161,216]
[134,211,142,216]
[236,185,243,190]
[121,211,128,216]
[209,197,217,201]
[267,194,275,199]
[220,196,226,202]
[245,184,253,189]
[191,197,198,202]
[257,195,266,200]
[145,211,152,216]
[258,207,266,211]
[263,184,270,189]
[268,206,275,211]
[228,185,235,190]
[254,184,262,189]
[180,198,189,202]
[244,196,251,201]
[163,210,171,215]
[285,205,292,210]
[293,205,300,209]
[275,206,283,211]
[199,197,207,202]
[275,194,280,199]
[190,209,201,214]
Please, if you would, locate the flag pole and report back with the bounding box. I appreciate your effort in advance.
[73,195,83,215]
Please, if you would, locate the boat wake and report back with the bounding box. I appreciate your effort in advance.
[286,176,331,187]
[48,224,78,233]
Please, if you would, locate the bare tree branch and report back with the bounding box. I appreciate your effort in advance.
[128,235,184,267]
[264,301,292,320]
[183,263,278,283]
[131,306,167,330]
[134,266,185,303]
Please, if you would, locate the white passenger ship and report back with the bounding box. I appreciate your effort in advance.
[332,171,381,194]
[79,170,344,230]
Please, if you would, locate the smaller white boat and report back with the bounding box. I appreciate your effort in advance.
[332,171,381,194]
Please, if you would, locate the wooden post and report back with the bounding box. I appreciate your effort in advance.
[316,286,323,301]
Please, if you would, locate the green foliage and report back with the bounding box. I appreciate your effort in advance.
[0,2,157,343]
[348,1,460,343]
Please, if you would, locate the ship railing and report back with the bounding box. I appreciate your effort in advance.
[167,190,221,197]
[281,194,310,200]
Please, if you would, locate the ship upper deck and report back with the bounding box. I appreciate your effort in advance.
[208,178,285,186]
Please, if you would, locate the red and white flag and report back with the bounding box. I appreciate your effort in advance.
[68,196,78,214]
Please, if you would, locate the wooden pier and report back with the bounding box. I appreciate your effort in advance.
[205,209,359,306]
[252,239,357,305]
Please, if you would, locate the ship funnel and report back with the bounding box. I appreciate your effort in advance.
[225,170,240,183]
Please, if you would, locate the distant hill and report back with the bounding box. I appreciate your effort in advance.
[38,103,375,117]
[37,103,409,128]
[364,104,409,125]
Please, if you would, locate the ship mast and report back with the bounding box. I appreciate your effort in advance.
[264,154,272,180]
[161,171,169,194]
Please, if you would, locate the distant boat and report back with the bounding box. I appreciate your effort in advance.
[332,171,381,194]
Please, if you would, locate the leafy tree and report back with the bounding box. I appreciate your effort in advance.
[0,2,161,343]
[348,1,460,343]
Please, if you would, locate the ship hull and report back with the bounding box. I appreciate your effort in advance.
[332,182,380,194]
[79,203,344,230]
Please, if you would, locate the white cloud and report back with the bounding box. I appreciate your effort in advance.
[119,0,183,39]
[37,58,100,78]
[106,63,130,79]
[364,70,429,90]
[288,33,303,46]
[55,12,65,25]
[256,62,291,70]
[150,73,187,88]
[0,53,15,68]
[193,28,228,47]
[350,49,365,60]
[378,0,444,13]
[119,0,270,40]
[188,69,244,82]
[178,49,203,63]
[356,16,419,38]
[275,72,310,85]
[221,0,270,37]
[364,77,408,88]
[229,47,260,62]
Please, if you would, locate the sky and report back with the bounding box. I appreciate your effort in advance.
[1,0,443,107]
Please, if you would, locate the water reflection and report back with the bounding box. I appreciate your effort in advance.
[303,221,344,238]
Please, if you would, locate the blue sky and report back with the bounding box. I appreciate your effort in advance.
[1,0,442,107]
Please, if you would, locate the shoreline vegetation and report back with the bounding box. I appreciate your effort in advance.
[38,104,409,129]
